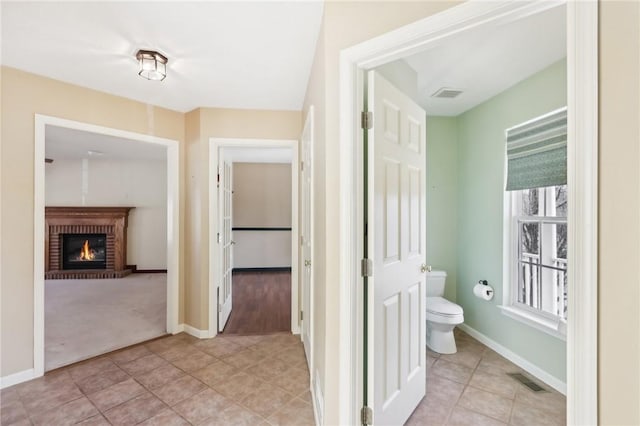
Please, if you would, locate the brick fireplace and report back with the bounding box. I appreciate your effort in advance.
[45,207,134,279]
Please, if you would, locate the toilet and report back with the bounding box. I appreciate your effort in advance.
[426,270,464,354]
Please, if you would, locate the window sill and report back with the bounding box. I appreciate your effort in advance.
[498,305,567,341]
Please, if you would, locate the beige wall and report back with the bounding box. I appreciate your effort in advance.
[183,108,301,330]
[233,162,292,228]
[599,2,640,424]
[233,162,292,269]
[0,66,186,377]
[183,108,201,332]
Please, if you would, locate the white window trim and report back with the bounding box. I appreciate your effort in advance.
[498,306,567,341]
[501,189,567,341]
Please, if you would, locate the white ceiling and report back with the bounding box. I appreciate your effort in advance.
[402,4,566,116]
[46,125,167,161]
[1,1,324,112]
[2,2,564,117]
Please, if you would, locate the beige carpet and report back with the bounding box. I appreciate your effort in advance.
[45,273,166,371]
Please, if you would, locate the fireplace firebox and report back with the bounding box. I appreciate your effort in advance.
[62,234,107,270]
[45,206,133,279]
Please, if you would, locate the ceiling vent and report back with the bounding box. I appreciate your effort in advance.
[431,87,463,99]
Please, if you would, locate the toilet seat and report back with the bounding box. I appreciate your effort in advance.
[426,296,463,316]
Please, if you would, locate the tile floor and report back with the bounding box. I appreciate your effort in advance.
[1,329,565,426]
[1,333,314,426]
[407,328,567,426]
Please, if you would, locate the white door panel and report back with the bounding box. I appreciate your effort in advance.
[368,71,427,425]
[408,167,421,258]
[383,158,401,264]
[218,153,233,332]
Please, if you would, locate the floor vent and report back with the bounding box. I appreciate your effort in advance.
[507,372,547,392]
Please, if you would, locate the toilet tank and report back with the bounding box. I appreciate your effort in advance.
[426,270,447,297]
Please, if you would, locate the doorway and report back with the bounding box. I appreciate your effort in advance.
[337,1,598,425]
[43,126,169,371]
[208,138,300,338]
[33,115,180,376]
[219,148,294,335]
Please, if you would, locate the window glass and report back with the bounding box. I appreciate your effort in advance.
[521,188,540,216]
[554,185,568,217]
[518,258,540,307]
[520,222,540,256]
[555,223,568,259]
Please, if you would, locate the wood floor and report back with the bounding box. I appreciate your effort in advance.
[222,270,291,335]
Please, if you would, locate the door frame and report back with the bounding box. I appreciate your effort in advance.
[33,114,181,377]
[301,107,315,379]
[208,138,300,337]
[337,1,598,425]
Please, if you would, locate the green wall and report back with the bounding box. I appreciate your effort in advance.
[428,58,568,382]
[426,117,458,302]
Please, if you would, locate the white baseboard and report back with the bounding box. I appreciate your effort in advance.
[180,324,210,339]
[457,323,567,395]
[0,368,35,389]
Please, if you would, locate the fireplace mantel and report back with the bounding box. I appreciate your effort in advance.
[45,206,134,279]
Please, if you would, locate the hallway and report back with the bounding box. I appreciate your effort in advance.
[222,271,291,335]
[1,333,313,425]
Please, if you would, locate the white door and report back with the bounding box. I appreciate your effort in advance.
[218,153,233,332]
[367,71,427,425]
[301,107,314,367]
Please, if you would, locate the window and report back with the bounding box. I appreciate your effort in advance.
[501,107,567,339]
[503,185,567,337]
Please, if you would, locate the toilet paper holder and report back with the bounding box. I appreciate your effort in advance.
[478,280,493,296]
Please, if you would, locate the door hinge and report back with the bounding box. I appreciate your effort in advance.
[217,233,221,244]
[300,235,304,246]
[218,304,222,313]
[300,161,304,172]
[299,311,303,321]
[361,258,373,277]
[361,111,373,130]
[361,406,373,425]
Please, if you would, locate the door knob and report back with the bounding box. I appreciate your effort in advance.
[230,240,236,245]
[420,263,431,273]
[305,260,311,267]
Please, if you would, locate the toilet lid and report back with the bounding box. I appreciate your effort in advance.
[426,297,463,316]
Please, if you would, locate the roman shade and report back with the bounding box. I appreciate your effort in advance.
[505,107,567,191]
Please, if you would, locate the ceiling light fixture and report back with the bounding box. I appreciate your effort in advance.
[135,49,168,81]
